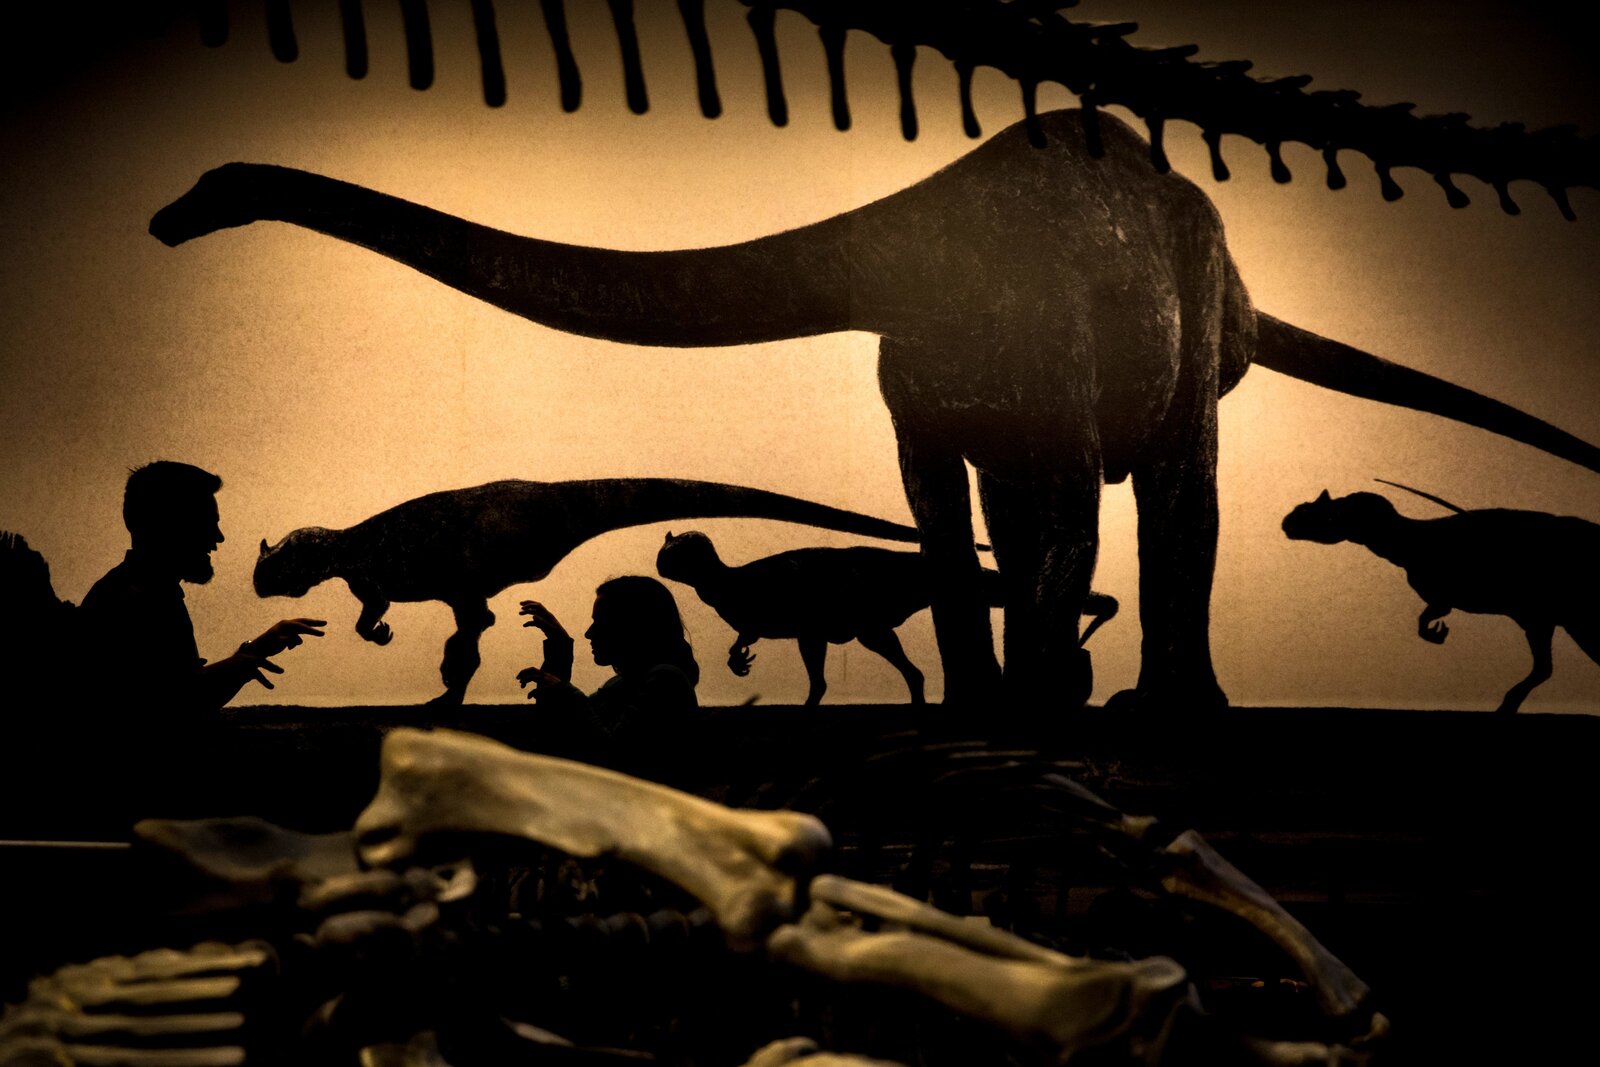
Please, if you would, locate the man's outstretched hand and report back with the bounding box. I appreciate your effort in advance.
[240,618,327,658]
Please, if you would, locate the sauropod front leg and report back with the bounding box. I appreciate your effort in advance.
[355,728,832,949]
[1417,604,1451,644]
[1496,620,1555,714]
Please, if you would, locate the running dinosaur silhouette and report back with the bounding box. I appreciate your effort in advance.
[656,529,1118,706]
[1283,482,1600,714]
[153,109,1600,710]
[251,477,925,705]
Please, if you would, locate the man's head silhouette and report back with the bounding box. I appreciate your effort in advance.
[124,461,224,583]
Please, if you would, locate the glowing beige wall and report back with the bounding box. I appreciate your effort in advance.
[1,1,1596,710]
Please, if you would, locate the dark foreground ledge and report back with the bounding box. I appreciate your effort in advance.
[3,705,1596,1062]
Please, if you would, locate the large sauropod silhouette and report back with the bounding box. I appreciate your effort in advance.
[153,110,1600,709]
[1282,486,1600,713]
[252,478,925,705]
[656,529,1117,706]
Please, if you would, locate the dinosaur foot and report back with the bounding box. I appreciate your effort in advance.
[149,163,266,247]
[1104,680,1228,716]
[423,689,466,708]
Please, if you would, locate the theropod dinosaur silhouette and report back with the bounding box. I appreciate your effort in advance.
[154,109,1600,710]
[656,529,1118,706]
[251,478,925,705]
[1283,487,1600,714]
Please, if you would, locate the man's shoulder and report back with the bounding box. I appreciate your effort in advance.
[81,556,176,615]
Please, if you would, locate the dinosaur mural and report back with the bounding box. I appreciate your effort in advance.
[159,0,1598,218]
[656,529,1118,706]
[152,106,1599,709]
[251,477,925,704]
[1283,482,1600,714]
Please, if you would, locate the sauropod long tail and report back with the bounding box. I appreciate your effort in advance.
[1253,313,1600,473]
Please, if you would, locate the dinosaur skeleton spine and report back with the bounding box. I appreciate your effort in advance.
[150,0,1594,218]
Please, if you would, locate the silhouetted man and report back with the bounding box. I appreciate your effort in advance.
[80,461,325,715]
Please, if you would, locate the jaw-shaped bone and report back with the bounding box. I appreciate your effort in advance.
[355,728,832,949]
[769,876,1190,1061]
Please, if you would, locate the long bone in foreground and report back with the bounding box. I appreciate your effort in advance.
[356,728,1382,1063]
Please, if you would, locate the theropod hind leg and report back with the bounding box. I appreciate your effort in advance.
[1496,620,1554,714]
[797,637,828,706]
[856,627,925,705]
[431,600,496,706]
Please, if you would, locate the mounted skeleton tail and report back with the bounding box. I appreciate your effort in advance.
[1252,315,1600,474]
[170,0,1597,216]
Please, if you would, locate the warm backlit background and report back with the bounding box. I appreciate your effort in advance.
[2,0,1596,709]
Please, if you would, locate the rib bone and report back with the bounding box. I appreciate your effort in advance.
[355,728,832,948]
[0,943,269,1067]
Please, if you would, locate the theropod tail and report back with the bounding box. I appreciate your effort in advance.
[554,478,926,546]
[1373,479,1465,514]
[1253,314,1600,474]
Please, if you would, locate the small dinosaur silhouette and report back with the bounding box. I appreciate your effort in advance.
[1282,487,1600,713]
[252,477,925,705]
[656,530,1118,706]
[152,110,1600,711]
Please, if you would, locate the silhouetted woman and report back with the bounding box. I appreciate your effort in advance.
[517,576,700,753]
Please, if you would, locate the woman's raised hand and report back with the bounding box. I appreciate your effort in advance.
[519,600,569,640]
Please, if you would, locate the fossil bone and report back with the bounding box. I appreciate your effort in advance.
[742,1037,906,1067]
[768,883,1190,1062]
[355,727,831,948]
[0,942,271,1067]
[1156,830,1377,1031]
